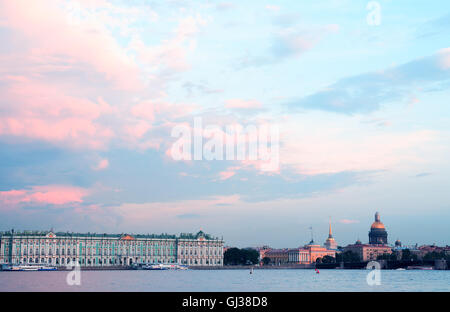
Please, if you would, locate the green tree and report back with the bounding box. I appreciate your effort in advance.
[242,248,259,265]
[224,248,242,265]
[401,249,418,261]
[262,257,271,265]
[322,255,336,263]
[224,248,259,265]
[423,251,446,261]
[336,251,360,263]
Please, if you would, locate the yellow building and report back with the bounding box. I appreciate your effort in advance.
[304,241,336,263]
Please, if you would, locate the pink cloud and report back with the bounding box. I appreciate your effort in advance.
[0,79,114,148]
[93,158,110,171]
[129,15,208,73]
[275,24,339,58]
[265,5,280,12]
[219,171,236,180]
[225,99,262,110]
[0,1,206,152]
[280,116,440,175]
[0,185,89,210]
[125,121,152,139]
[0,0,142,91]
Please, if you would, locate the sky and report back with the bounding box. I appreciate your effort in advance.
[0,0,449,248]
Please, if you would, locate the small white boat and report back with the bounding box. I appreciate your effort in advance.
[406,266,433,270]
[39,266,58,271]
[2,264,57,271]
[142,264,169,270]
[142,263,188,270]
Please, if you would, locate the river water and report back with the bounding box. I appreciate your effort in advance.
[0,269,449,292]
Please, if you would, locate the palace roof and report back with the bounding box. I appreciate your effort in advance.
[0,230,221,240]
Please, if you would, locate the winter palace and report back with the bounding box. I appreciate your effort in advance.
[0,230,224,267]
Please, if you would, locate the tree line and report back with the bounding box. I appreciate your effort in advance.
[223,248,259,265]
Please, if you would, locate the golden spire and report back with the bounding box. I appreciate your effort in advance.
[328,217,333,238]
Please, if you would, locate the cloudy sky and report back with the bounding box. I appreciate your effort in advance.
[0,0,449,248]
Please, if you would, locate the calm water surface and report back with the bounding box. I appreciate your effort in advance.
[0,270,449,292]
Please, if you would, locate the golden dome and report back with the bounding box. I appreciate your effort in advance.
[370,212,386,229]
[371,221,385,229]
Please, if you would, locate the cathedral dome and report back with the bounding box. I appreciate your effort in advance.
[368,212,388,245]
[370,212,385,229]
[370,221,386,229]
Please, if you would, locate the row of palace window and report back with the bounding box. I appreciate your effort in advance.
[8,240,180,247]
[4,240,222,250]
[6,257,180,265]
[6,243,179,251]
[181,259,222,265]
[179,248,222,256]
[6,247,181,257]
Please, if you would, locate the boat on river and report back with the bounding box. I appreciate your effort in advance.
[1,264,57,271]
[141,263,188,270]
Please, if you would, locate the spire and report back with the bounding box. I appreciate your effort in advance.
[375,211,380,222]
[328,217,333,238]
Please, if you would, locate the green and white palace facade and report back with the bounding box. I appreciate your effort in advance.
[0,230,224,267]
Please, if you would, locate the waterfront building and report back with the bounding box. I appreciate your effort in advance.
[264,248,289,265]
[0,230,224,267]
[264,241,336,265]
[416,244,450,259]
[304,240,336,263]
[262,222,337,265]
[343,240,392,261]
[287,248,311,264]
[254,245,271,263]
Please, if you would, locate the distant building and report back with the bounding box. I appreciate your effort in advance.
[343,212,392,261]
[0,230,224,267]
[264,240,336,265]
[416,244,450,259]
[368,212,388,244]
[262,222,337,265]
[304,240,336,262]
[265,248,289,265]
[287,248,311,264]
[254,245,272,263]
[324,219,338,250]
[343,240,392,262]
